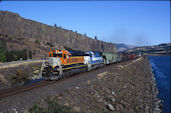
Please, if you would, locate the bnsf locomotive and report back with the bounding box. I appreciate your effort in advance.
[41,49,140,80]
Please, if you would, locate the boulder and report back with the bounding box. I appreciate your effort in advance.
[107,104,115,111]
[73,106,80,112]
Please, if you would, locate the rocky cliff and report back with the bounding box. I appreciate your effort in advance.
[0,10,117,58]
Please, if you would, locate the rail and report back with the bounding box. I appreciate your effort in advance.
[0,80,55,99]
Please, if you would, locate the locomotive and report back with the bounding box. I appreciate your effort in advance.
[41,49,139,80]
[41,50,104,80]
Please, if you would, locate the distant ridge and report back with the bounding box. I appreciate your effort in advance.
[123,43,171,55]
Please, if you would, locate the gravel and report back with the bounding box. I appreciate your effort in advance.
[0,57,161,113]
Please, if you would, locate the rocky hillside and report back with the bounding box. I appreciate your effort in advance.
[0,10,117,61]
[0,57,161,113]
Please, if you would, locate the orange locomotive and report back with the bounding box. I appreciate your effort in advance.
[42,50,87,80]
[48,50,84,66]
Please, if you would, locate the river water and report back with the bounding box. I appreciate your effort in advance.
[148,56,170,113]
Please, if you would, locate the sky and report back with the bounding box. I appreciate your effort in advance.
[0,1,170,46]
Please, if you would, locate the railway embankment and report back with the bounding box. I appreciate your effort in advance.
[0,60,45,90]
[0,57,161,113]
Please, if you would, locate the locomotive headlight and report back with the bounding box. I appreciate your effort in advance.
[42,71,46,74]
[53,72,58,75]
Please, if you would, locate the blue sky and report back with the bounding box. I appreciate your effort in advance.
[0,1,170,46]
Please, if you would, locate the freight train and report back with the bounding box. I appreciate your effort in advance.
[41,49,140,80]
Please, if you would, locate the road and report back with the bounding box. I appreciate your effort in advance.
[0,59,48,69]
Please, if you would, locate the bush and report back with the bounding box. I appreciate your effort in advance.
[35,39,40,45]
[64,46,72,50]
[0,41,28,62]
[0,41,7,62]
[11,69,30,84]
[5,49,27,62]
[29,50,32,59]
[46,42,53,47]
[29,98,74,113]
[29,105,46,113]
[96,109,109,113]
[33,50,36,55]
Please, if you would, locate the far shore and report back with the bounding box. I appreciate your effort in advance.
[144,53,171,56]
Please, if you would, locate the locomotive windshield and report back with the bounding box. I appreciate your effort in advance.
[53,53,62,58]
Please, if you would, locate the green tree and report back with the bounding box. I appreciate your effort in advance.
[29,50,32,59]
[95,36,97,40]
[35,39,40,45]
[0,41,7,62]
[54,23,57,28]
[46,42,53,47]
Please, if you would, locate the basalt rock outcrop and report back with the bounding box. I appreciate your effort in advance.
[0,10,117,58]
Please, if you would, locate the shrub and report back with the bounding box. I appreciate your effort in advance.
[64,46,72,50]
[0,53,6,62]
[96,109,109,113]
[8,35,13,40]
[84,33,86,36]
[0,41,28,62]
[5,49,27,62]
[29,50,32,59]
[29,98,74,113]
[46,42,53,47]
[33,50,36,55]
[35,39,40,45]
[0,41,7,62]
[95,36,97,40]
[11,69,30,84]
[29,105,46,113]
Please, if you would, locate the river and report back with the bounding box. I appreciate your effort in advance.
[148,56,170,113]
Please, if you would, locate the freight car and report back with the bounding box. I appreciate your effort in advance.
[120,53,137,61]
[102,52,118,64]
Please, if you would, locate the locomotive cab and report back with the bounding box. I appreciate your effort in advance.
[48,50,71,65]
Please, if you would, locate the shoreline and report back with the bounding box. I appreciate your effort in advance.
[147,57,163,112]
[144,54,171,56]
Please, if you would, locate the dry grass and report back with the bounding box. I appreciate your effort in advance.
[0,60,47,69]
[0,74,7,83]
[97,71,110,80]
[11,69,30,84]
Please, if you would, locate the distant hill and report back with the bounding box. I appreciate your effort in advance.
[123,43,171,55]
[115,43,137,51]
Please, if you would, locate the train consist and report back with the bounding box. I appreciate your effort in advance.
[41,49,140,80]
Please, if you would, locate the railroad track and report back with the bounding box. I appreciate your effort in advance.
[0,80,56,99]
[0,58,140,100]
